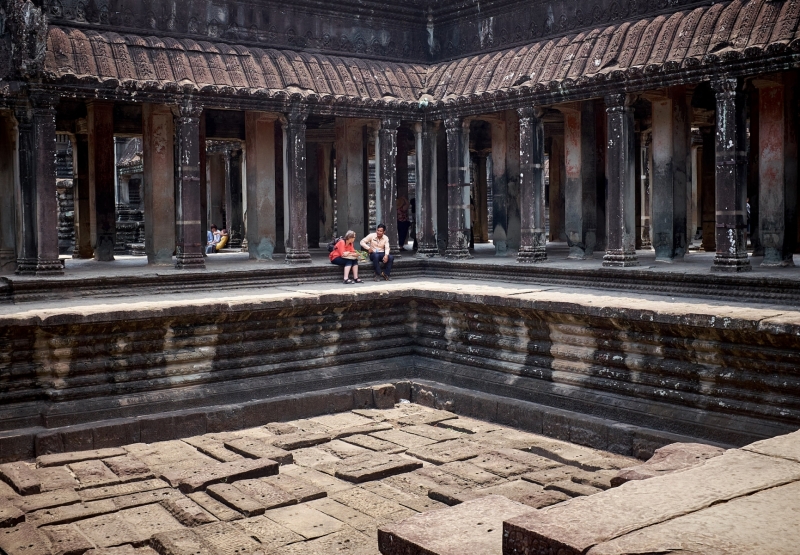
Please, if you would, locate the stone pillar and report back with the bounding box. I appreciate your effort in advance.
[87,101,116,261]
[561,102,597,259]
[71,120,92,259]
[319,142,334,243]
[228,149,245,248]
[245,111,278,259]
[711,77,750,272]
[377,117,400,253]
[444,116,471,259]
[747,87,762,255]
[208,153,226,230]
[756,75,797,267]
[142,104,176,265]
[397,129,409,205]
[415,122,439,257]
[517,106,547,263]
[306,144,321,248]
[0,113,17,273]
[14,94,63,275]
[700,128,716,251]
[174,99,205,269]
[474,154,489,242]
[548,134,565,242]
[603,93,638,267]
[335,118,368,237]
[282,105,311,264]
[651,86,690,262]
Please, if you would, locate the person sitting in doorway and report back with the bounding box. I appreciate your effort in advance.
[360,223,394,281]
[330,230,362,284]
[206,225,220,254]
[216,228,229,251]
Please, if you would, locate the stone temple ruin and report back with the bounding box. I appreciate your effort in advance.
[1,0,800,553]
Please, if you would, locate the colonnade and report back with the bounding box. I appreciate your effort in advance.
[0,72,798,276]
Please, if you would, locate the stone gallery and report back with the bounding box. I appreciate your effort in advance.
[1,0,800,553]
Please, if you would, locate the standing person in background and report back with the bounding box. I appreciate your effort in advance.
[361,224,394,281]
[330,230,362,284]
[397,196,410,250]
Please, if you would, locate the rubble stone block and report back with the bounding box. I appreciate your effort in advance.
[41,523,94,555]
[354,388,374,409]
[378,495,532,555]
[166,458,279,493]
[206,483,265,517]
[0,505,24,528]
[223,438,293,464]
[92,420,140,449]
[265,503,344,540]
[0,461,41,495]
[34,467,79,493]
[102,456,154,481]
[271,432,331,451]
[0,432,36,463]
[0,523,53,555]
[35,431,64,456]
[150,527,215,555]
[611,442,726,487]
[205,405,243,434]
[69,460,121,490]
[334,453,422,483]
[160,494,218,527]
[61,427,95,453]
[495,398,543,433]
[393,381,412,403]
[372,384,397,409]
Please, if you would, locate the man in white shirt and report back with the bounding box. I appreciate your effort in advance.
[360,224,394,281]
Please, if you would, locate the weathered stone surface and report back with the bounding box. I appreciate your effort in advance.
[165,458,279,493]
[265,423,299,436]
[360,481,447,513]
[545,479,603,497]
[41,523,94,555]
[37,449,126,468]
[478,479,570,508]
[526,438,638,471]
[310,412,376,432]
[271,433,331,451]
[160,495,218,527]
[332,422,395,439]
[0,462,41,495]
[281,527,375,555]
[469,450,555,479]
[439,418,504,435]
[520,465,592,485]
[11,488,81,513]
[265,504,344,540]
[36,467,80,492]
[307,498,375,532]
[150,528,215,555]
[371,429,437,449]
[287,447,340,469]
[232,478,297,510]
[504,449,800,554]
[279,464,354,494]
[206,483,265,517]
[743,429,800,464]
[181,437,243,463]
[379,495,531,555]
[224,438,293,464]
[372,384,397,409]
[438,461,504,486]
[115,504,187,543]
[335,453,423,483]
[0,505,24,528]
[194,521,264,555]
[331,487,409,519]
[113,488,180,510]
[263,474,326,502]
[186,492,243,522]
[402,425,463,442]
[69,460,121,489]
[0,523,52,555]
[102,456,154,482]
[406,439,481,464]
[611,442,726,487]
[340,435,405,454]
[75,513,140,548]
[319,440,372,459]
[587,480,800,555]
[28,499,117,527]
[84,546,139,555]
[124,442,214,470]
[396,410,457,427]
[234,515,303,549]
[80,479,171,501]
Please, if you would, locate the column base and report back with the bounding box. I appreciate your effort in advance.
[711,254,751,272]
[15,258,64,276]
[285,250,312,264]
[415,245,439,258]
[444,247,472,260]
[175,253,206,270]
[516,246,547,263]
[603,250,639,267]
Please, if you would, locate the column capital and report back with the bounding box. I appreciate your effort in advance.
[443,115,465,131]
[380,117,401,131]
[605,93,635,111]
[516,106,544,120]
[285,103,309,126]
[177,96,203,120]
[710,76,740,97]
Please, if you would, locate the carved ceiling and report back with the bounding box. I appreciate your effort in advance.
[42,0,800,110]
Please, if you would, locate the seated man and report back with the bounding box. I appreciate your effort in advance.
[360,223,394,281]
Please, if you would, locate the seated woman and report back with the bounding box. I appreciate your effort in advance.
[216,228,229,251]
[329,230,362,284]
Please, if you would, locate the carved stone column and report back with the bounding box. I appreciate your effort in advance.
[755,74,797,267]
[700,127,716,251]
[245,111,278,259]
[14,93,63,275]
[640,132,653,248]
[711,77,750,272]
[72,119,92,259]
[87,101,116,261]
[174,98,205,270]
[377,117,400,253]
[142,104,176,265]
[650,86,690,262]
[0,113,17,273]
[603,93,639,267]
[415,121,439,257]
[335,118,367,238]
[560,102,598,259]
[282,105,311,264]
[517,106,547,263]
[444,116,471,259]
[229,149,244,248]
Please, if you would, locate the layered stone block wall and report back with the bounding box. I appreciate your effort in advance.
[1,287,798,462]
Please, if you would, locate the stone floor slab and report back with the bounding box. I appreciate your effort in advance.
[277,527,375,555]
[310,412,376,431]
[437,461,505,486]
[278,464,354,494]
[405,439,481,465]
[743,429,800,464]
[223,438,293,464]
[611,442,725,487]
[37,449,127,468]
[265,423,299,436]
[41,523,94,555]
[401,425,464,443]
[265,504,344,539]
[101,456,154,482]
[334,453,423,483]
[438,418,504,435]
[477,479,570,509]
[331,487,409,519]
[0,505,24,528]
[80,479,170,501]
[371,429,438,449]
[289,446,341,469]
[331,422,395,439]
[69,460,121,490]
[205,483,265,517]
[124,442,213,469]
[545,479,604,497]
[306,498,375,533]
[186,492,243,522]
[232,478,297,510]
[270,432,331,451]
[0,522,53,555]
[112,488,180,510]
[378,495,532,555]
[35,467,80,492]
[181,436,243,463]
[75,513,140,548]
[150,528,215,555]
[318,440,372,459]
[194,521,264,555]
[263,474,326,502]
[116,504,185,544]
[28,499,117,527]
[0,461,41,495]
[233,515,303,549]
[11,488,81,513]
[360,481,447,513]
[340,434,405,454]
[160,494,218,526]
[166,458,280,493]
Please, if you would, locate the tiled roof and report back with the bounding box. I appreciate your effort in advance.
[43,0,800,105]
